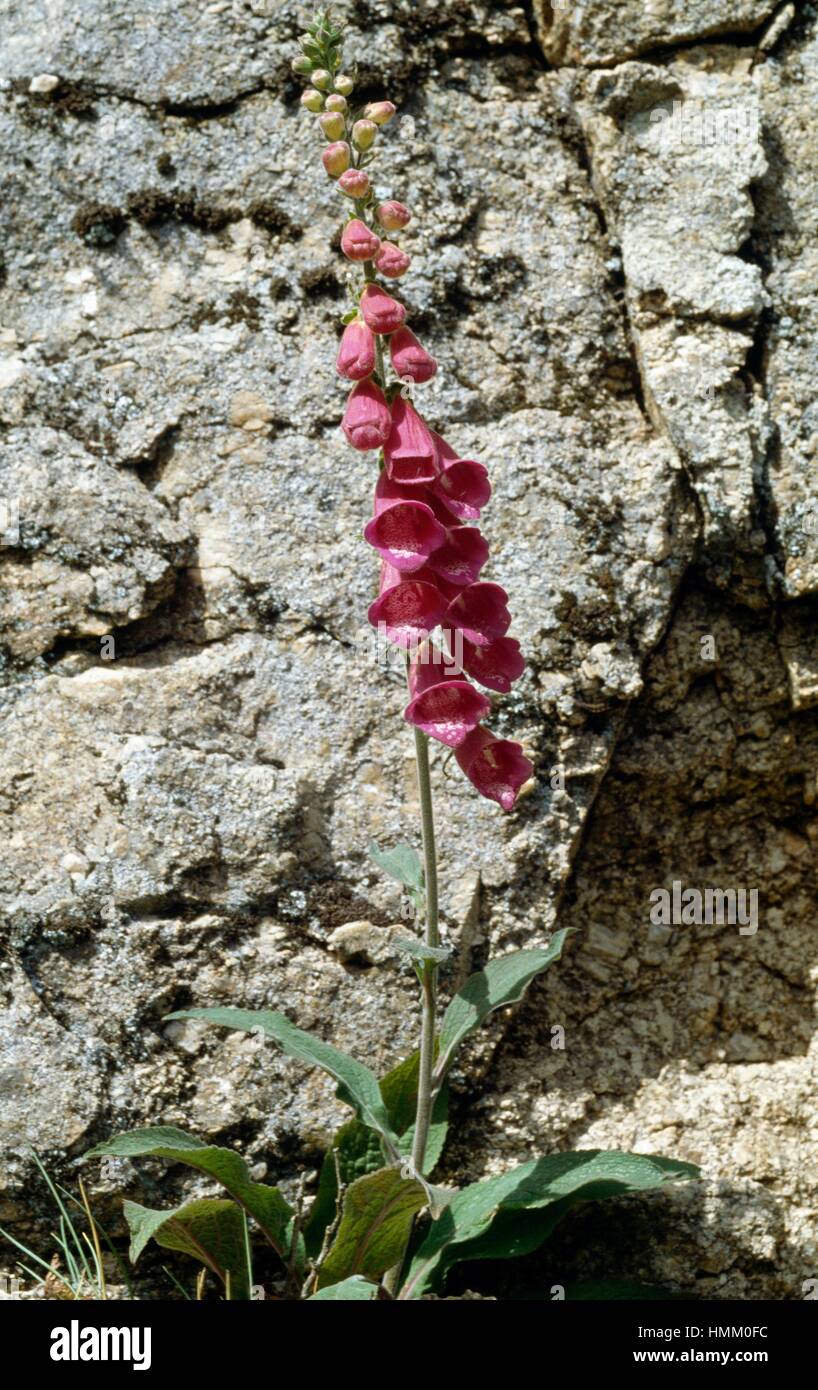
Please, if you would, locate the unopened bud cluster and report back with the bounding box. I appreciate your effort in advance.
[293,12,531,810]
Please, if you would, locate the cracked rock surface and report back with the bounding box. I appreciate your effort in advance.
[1,1,816,1300]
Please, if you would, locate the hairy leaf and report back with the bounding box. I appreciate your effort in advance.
[165,1008,399,1155]
[368,841,424,893]
[395,938,452,965]
[401,1149,699,1299]
[304,1051,448,1257]
[124,1197,250,1299]
[86,1126,296,1262]
[435,931,570,1080]
[317,1168,427,1289]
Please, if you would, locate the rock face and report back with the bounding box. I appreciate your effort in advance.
[0,1,816,1300]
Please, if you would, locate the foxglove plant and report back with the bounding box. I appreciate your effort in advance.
[86,12,698,1302]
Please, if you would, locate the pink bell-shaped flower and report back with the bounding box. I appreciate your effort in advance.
[372,472,460,525]
[452,634,525,693]
[403,641,490,748]
[336,318,377,381]
[455,726,533,810]
[360,283,406,334]
[367,563,449,648]
[430,432,491,519]
[384,397,438,485]
[426,526,489,587]
[389,327,437,384]
[341,379,391,450]
[445,581,511,647]
[364,501,447,572]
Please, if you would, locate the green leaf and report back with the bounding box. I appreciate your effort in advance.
[165,1008,399,1156]
[85,1126,296,1263]
[308,1275,379,1301]
[317,1168,427,1289]
[401,1149,699,1299]
[368,841,424,893]
[435,930,570,1080]
[395,938,452,965]
[124,1198,250,1299]
[304,1051,449,1257]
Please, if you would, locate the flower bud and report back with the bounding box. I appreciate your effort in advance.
[301,88,324,113]
[291,56,313,75]
[389,327,437,384]
[318,111,345,141]
[374,241,411,278]
[375,201,411,232]
[325,94,348,113]
[342,380,392,451]
[338,168,370,199]
[311,68,332,90]
[341,218,381,262]
[335,74,354,96]
[365,101,397,126]
[360,283,406,334]
[352,119,377,152]
[336,318,377,381]
[322,141,351,178]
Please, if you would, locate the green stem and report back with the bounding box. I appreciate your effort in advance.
[410,723,440,1175]
[383,676,441,1299]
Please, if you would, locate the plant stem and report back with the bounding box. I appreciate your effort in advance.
[410,724,440,1176]
[383,715,440,1299]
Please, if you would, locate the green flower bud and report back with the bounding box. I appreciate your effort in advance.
[319,111,345,141]
[311,68,332,91]
[335,74,354,96]
[352,119,377,152]
[291,56,313,76]
[325,93,348,113]
[301,88,324,113]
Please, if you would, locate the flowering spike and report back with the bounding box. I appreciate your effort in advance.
[293,16,528,812]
